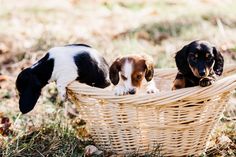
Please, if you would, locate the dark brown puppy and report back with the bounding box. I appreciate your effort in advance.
[172,40,224,90]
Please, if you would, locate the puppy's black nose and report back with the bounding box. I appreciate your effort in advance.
[199,71,205,77]
[129,89,136,95]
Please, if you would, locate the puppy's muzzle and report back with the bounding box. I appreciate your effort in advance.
[199,70,206,77]
[198,64,206,77]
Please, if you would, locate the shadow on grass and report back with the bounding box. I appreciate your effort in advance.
[1,125,93,157]
[1,113,93,157]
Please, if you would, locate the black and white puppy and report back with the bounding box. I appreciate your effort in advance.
[16,44,110,114]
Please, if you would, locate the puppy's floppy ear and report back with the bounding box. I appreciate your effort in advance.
[143,55,154,82]
[175,45,191,75]
[109,58,121,85]
[16,69,42,114]
[19,84,41,114]
[213,47,224,76]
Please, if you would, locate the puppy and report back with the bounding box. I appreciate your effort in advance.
[16,44,110,114]
[109,54,159,95]
[172,40,224,90]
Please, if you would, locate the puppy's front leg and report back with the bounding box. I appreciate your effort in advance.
[56,74,77,100]
[114,85,129,96]
[199,74,216,87]
[57,84,67,101]
[146,79,159,94]
[172,72,186,90]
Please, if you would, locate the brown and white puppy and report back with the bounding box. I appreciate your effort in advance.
[109,54,159,95]
[172,40,224,90]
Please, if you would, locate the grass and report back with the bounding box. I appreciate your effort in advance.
[0,0,236,156]
[103,1,146,11]
[4,127,81,157]
[127,144,163,157]
[205,119,236,157]
[1,112,93,157]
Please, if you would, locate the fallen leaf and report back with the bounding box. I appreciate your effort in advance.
[0,116,14,137]
[84,145,103,156]
[0,75,8,82]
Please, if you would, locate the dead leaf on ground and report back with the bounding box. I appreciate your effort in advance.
[0,75,8,82]
[0,116,14,137]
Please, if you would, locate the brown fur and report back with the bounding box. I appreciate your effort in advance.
[109,54,154,89]
[172,72,186,90]
[173,40,224,89]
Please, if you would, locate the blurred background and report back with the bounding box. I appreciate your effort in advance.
[0,0,236,156]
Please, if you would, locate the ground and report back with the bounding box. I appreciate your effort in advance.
[0,0,236,156]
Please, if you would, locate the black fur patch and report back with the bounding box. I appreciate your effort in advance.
[74,52,110,88]
[31,53,54,86]
[16,53,54,114]
[213,47,224,76]
[65,44,91,48]
[175,45,192,75]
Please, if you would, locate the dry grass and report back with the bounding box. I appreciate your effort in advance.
[0,0,236,156]
[1,111,94,157]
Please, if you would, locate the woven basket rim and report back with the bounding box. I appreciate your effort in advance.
[67,64,236,105]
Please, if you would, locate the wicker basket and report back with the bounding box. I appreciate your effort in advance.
[67,65,236,156]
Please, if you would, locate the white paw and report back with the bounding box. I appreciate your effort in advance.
[58,89,67,101]
[114,86,128,96]
[146,86,159,94]
[60,93,67,101]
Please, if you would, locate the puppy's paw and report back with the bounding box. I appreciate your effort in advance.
[146,86,159,94]
[58,89,67,101]
[172,86,177,90]
[60,93,68,101]
[114,86,128,96]
[199,77,215,87]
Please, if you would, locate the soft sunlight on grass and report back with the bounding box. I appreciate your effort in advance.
[0,0,236,156]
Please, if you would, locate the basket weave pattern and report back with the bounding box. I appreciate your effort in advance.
[68,65,236,156]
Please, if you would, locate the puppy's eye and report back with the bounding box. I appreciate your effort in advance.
[121,74,127,80]
[206,54,213,60]
[136,75,142,80]
[190,56,197,61]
